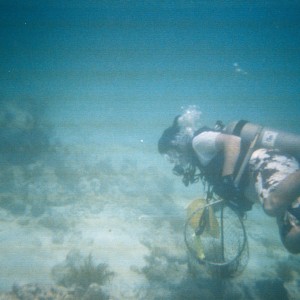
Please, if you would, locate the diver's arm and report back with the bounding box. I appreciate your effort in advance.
[215,134,241,177]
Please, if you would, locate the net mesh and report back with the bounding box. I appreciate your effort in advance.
[185,202,248,278]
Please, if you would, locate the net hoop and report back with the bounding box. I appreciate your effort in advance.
[184,199,248,277]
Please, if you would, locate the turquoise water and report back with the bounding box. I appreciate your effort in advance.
[2,1,299,159]
[0,1,300,299]
[1,1,300,130]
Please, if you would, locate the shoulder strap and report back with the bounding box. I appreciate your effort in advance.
[193,126,215,137]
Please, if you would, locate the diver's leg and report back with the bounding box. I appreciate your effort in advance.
[250,150,300,253]
[277,215,300,254]
[263,170,300,217]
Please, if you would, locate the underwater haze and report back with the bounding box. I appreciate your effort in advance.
[0,1,300,299]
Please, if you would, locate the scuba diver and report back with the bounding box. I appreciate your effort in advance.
[158,107,300,254]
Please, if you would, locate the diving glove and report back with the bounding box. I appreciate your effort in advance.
[287,205,300,222]
[214,175,242,209]
[214,175,253,214]
[216,175,239,198]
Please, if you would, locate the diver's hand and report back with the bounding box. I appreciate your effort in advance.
[214,175,253,214]
[214,175,242,206]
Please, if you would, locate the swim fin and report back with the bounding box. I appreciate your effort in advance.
[194,234,205,260]
[186,198,207,230]
[187,198,219,238]
[207,206,220,238]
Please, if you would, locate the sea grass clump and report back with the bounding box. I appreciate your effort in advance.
[52,251,114,298]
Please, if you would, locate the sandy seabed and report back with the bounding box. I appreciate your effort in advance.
[0,186,299,300]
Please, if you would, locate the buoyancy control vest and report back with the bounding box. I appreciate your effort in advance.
[192,126,248,188]
[224,120,300,161]
[193,126,253,212]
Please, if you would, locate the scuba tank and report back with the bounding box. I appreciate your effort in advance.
[224,120,300,161]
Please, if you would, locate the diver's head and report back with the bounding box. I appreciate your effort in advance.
[158,105,201,155]
[157,115,187,171]
[158,115,181,155]
[158,106,202,185]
